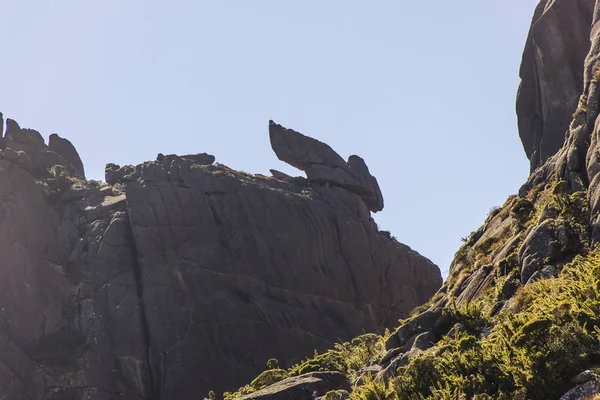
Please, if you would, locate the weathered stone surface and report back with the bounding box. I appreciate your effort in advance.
[269,121,347,170]
[347,155,384,212]
[517,0,595,171]
[572,370,599,384]
[355,365,382,384]
[270,169,293,180]
[2,118,86,179]
[385,309,441,350]
[560,379,600,400]
[404,330,437,353]
[105,163,139,185]
[49,133,85,176]
[378,330,437,380]
[519,219,577,283]
[180,152,215,165]
[455,264,495,305]
[0,116,441,399]
[525,264,558,285]
[269,121,384,212]
[126,157,439,398]
[239,372,350,400]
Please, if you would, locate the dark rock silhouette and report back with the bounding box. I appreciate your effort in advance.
[0,118,440,399]
[269,121,384,212]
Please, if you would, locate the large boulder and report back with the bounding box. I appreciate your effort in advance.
[239,372,350,400]
[269,121,384,212]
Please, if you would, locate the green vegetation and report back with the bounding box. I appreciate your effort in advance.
[572,93,589,119]
[203,391,217,400]
[510,198,534,228]
[223,180,598,400]
[360,249,600,400]
[49,164,98,190]
[592,66,600,84]
[299,188,312,198]
[222,334,386,399]
[486,206,502,223]
[266,358,279,369]
[350,375,396,400]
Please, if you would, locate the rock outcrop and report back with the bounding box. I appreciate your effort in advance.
[269,121,384,212]
[224,2,600,399]
[238,372,350,400]
[0,116,441,399]
[383,0,600,397]
[516,0,595,171]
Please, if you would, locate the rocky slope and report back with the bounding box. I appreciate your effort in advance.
[0,114,440,399]
[221,1,600,399]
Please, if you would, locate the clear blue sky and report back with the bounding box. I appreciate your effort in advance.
[1,1,538,277]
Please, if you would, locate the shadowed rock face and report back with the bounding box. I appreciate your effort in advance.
[269,121,384,212]
[516,0,595,172]
[0,117,441,399]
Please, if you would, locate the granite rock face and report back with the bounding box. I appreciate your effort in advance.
[516,0,595,172]
[269,121,384,212]
[0,116,441,399]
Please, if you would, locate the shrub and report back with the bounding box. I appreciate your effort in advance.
[203,391,217,400]
[290,350,347,376]
[486,206,502,222]
[380,249,600,399]
[249,368,288,391]
[324,390,351,400]
[289,334,385,379]
[510,198,534,227]
[593,66,600,83]
[350,374,397,400]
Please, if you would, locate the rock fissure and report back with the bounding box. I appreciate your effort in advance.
[125,208,159,400]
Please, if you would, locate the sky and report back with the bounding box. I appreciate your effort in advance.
[0,1,539,278]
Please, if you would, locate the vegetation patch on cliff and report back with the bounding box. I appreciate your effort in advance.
[354,249,600,400]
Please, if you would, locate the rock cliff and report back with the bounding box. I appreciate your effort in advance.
[0,115,441,399]
[517,0,595,172]
[223,2,600,399]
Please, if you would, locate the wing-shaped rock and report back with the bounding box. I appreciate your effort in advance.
[269,121,384,212]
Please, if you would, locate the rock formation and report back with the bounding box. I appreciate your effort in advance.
[268,121,384,212]
[381,0,600,389]
[516,0,595,171]
[0,114,441,399]
[224,2,600,399]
